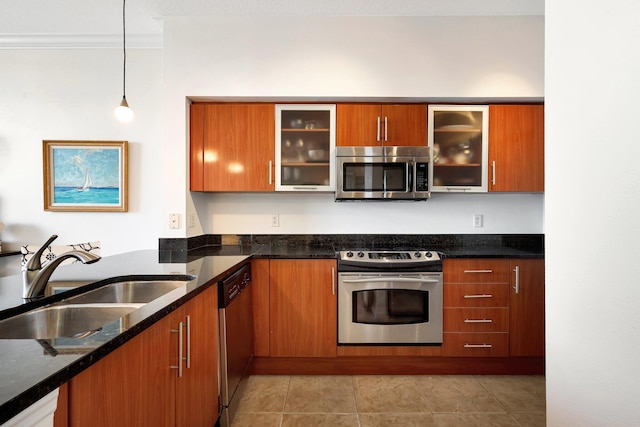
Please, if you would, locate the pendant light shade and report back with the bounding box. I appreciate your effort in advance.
[114,0,133,122]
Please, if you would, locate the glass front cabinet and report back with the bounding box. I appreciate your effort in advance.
[275,104,336,191]
[428,105,489,192]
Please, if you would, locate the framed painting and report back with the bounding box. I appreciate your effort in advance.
[43,140,128,212]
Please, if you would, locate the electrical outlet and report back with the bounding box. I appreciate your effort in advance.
[473,214,483,228]
[169,213,180,229]
[271,214,280,227]
[188,213,195,228]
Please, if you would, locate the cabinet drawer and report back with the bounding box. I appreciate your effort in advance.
[444,283,509,307]
[443,308,509,332]
[444,259,510,283]
[442,332,509,357]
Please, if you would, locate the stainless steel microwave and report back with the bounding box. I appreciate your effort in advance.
[335,146,430,201]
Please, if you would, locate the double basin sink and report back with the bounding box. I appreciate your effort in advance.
[0,278,194,340]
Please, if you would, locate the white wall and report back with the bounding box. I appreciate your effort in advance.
[546,1,640,425]
[162,16,545,237]
[0,49,163,256]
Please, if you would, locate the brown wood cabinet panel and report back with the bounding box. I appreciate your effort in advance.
[337,103,426,146]
[444,258,510,283]
[443,307,509,332]
[68,314,175,427]
[381,104,427,146]
[442,332,509,357]
[444,283,510,308]
[175,286,219,427]
[199,103,275,192]
[189,104,205,191]
[489,104,544,192]
[509,259,545,356]
[251,259,270,357]
[67,288,218,427]
[336,104,381,146]
[269,259,337,357]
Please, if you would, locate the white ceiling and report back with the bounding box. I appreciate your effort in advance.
[0,0,544,37]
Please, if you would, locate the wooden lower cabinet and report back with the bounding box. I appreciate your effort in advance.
[251,259,271,357]
[443,259,510,357]
[269,259,337,357]
[509,259,545,356]
[63,286,218,427]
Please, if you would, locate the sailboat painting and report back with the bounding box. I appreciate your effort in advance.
[43,141,128,212]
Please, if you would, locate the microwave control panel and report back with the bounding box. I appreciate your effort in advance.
[415,162,429,191]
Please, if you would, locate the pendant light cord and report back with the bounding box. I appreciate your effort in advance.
[122,0,127,99]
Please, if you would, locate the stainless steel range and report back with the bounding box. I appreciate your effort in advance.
[337,250,443,345]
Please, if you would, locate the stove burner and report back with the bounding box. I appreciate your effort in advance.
[338,250,443,273]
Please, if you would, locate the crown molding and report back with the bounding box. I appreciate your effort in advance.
[0,34,162,49]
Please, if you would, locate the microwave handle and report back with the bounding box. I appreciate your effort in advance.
[408,163,413,192]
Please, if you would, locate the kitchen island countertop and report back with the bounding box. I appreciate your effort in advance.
[0,250,251,424]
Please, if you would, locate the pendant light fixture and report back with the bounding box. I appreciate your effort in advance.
[114,0,134,122]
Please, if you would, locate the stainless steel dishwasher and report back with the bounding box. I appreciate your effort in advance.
[218,263,253,427]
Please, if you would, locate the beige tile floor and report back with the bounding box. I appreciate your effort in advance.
[232,375,545,427]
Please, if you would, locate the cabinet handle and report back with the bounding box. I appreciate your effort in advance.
[268,160,272,185]
[463,269,493,274]
[513,265,520,294]
[464,343,492,348]
[293,186,317,190]
[170,321,184,378]
[377,117,382,141]
[445,187,472,192]
[185,315,191,369]
[464,294,493,299]
[491,160,496,186]
[384,116,388,142]
[331,267,335,295]
[464,319,493,323]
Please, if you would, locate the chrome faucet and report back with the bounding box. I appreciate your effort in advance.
[22,235,101,299]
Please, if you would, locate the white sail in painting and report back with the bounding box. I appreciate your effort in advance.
[76,170,91,191]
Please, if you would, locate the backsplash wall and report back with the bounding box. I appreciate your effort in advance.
[193,192,544,235]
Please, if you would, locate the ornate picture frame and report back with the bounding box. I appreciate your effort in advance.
[43,140,128,212]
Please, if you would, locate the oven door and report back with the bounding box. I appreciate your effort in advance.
[338,272,443,345]
[336,156,414,200]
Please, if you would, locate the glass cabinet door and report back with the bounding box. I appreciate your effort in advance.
[275,104,336,191]
[428,105,489,192]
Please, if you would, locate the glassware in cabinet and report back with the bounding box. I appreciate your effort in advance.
[275,104,336,191]
[428,105,489,192]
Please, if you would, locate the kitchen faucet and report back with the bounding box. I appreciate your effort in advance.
[22,234,101,299]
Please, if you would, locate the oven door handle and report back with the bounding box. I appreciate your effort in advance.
[341,277,440,284]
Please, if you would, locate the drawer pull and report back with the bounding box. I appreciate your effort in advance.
[464,319,493,323]
[463,294,493,299]
[463,269,493,274]
[464,343,493,348]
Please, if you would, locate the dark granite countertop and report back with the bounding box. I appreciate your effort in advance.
[0,250,250,424]
[0,234,544,423]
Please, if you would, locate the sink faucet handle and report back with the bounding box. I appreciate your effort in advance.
[25,234,58,271]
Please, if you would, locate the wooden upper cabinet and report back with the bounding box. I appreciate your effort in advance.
[190,103,275,192]
[337,104,426,146]
[488,104,544,192]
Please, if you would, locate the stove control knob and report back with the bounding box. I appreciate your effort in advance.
[346,251,353,258]
[414,252,422,258]
[425,251,433,258]
[357,251,365,258]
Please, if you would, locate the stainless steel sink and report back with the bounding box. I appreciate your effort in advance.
[62,279,189,305]
[0,303,143,339]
